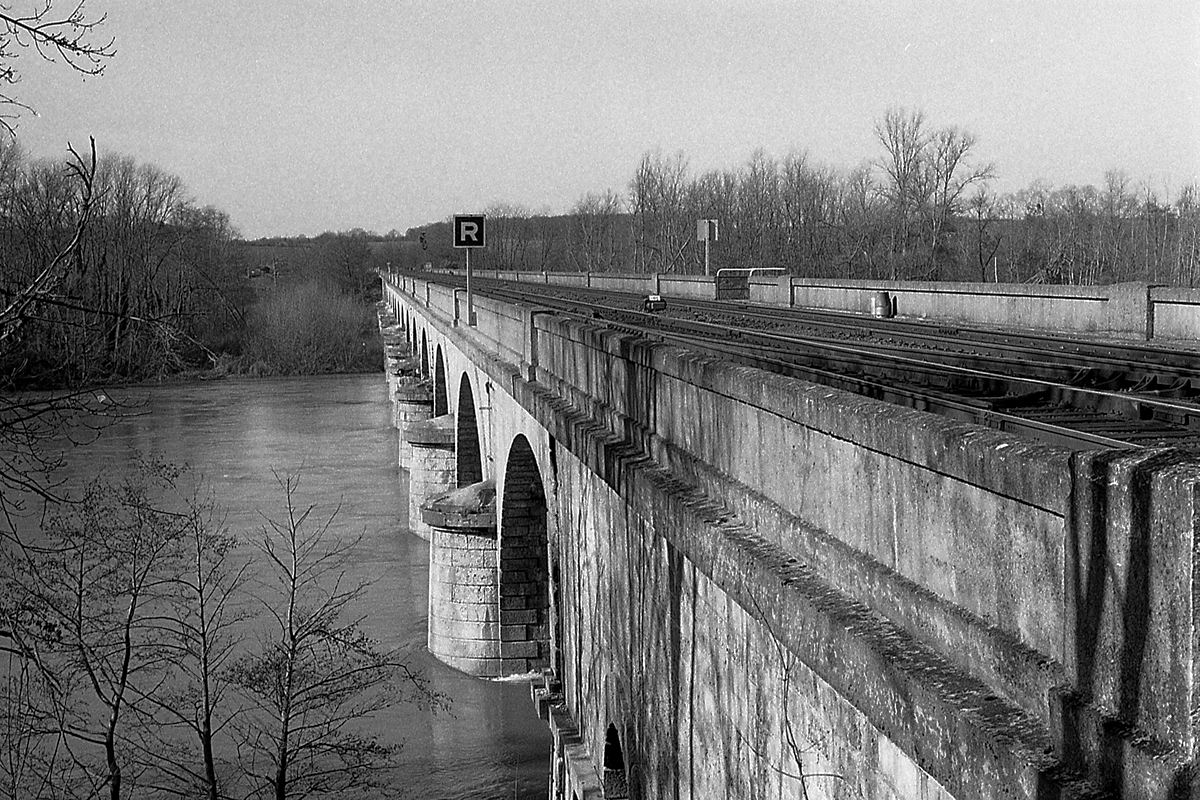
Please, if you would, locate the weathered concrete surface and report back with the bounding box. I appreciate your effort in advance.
[1150,285,1200,339]
[423,480,501,676]
[384,274,1200,799]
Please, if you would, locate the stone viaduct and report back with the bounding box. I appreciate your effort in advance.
[379,273,1198,800]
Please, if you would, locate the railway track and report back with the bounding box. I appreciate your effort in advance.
[407,273,1200,452]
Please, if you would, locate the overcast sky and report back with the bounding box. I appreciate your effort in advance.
[16,1,1200,238]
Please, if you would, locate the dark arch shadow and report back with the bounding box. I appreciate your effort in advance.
[420,330,429,378]
[604,723,631,799]
[433,346,449,416]
[456,374,483,486]
[499,435,550,674]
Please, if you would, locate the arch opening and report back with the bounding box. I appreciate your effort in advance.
[433,347,449,416]
[456,374,483,487]
[603,724,631,799]
[498,435,550,674]
[420,331,429,378]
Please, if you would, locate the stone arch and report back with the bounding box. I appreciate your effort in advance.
[603,723,631,799]
[499,434,550,674]
[420,330,429,377]
[456,374,483,487]
[433,346,449,416]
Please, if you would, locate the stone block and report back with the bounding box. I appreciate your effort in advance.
[501,640,540,659]
[428,631,502,660]
[428,560,498,588]
[437,653,502,678]
[500,658,537,675]
[428,615,499,641]
[428,600,498,623]
[447,582,496,604]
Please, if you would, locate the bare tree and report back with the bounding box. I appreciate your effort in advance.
[0,139,98,351]
[0,2,114,134]
[874,108,993,278]
[964,187,1003,281]
[130,490,248,800]
[920,126,994,277]
[1175,184,1200,286]
[1,462,192,800]
[629,151,691,273]
[569,190,625,272]
[874,108,928,277]
[228,471,438,800]
[475,203,530,270]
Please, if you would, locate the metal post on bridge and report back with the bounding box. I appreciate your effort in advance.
[466,248,473,325]
[453,214,486,326]
[698,218,718,276]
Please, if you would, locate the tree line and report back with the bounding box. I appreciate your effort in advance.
[0,139,384,389]
[400,108,1200,287]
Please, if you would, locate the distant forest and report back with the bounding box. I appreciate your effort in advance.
[397,110,1200,288]
[0,141,385,388]
[6,109,1198,388]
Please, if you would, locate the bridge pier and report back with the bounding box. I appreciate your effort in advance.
[393,382,433,468]
[388,355,422,402]
[422,480,502,676]
[404,414,456,541]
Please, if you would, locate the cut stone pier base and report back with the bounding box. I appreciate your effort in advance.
[394,381,433,467]
[423,480,502,676]
[404,414,455,541]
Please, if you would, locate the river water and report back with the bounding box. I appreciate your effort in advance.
[46,373,551,799]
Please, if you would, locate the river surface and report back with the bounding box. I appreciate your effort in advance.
[48,373,551,800]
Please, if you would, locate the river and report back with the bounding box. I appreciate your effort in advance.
[43,373,551,799]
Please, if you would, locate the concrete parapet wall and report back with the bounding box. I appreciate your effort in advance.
[1150,285,1200,339]
[464,293,531,367]
[658,275,714,299]
[546,273,588,287]
[790,278,1119,333]
[586,273,655,295]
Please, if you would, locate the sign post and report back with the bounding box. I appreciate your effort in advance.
[453,214,486,325]
[697,219,719,275]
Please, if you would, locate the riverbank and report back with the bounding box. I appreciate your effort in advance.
[4,351,385,393]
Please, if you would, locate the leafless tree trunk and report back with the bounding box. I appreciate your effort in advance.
[228,471,440,800]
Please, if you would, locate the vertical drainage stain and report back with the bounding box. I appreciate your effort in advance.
[667,540,684,800]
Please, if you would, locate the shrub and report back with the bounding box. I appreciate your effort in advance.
[244,281,377,375]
